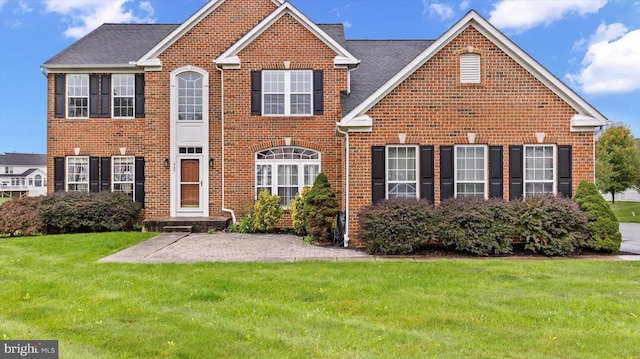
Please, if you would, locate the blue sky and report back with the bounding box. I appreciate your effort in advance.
[0,0,639,154]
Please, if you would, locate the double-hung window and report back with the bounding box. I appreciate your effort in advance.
[255,147,320,206]
[67,156,89,192]
[67,74,89,118]
[263,70,312,116]
[113,75,135,118]
[386,146,418,198]
[524,145,555,196]
[112,156,135,199]
[455,145,487,198]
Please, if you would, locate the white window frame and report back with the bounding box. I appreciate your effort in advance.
[454,145,488,198]
[460,53,481,84]
[386,145,419,199]
[524,144,556,197]
[177,72,203,121]
[255,147,321,207]
[66,156,89,192]
[112,156,135,200]
[112,74,135,119]
[66,74,89,119]
[262,70,313,116]
[35,174,42,187]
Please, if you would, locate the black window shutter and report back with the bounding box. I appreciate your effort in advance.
[89,156,100,193]
[89,74,100,118]
[135,73,145,118]
[251,71,262,115]
[100,157,111,192]
[371,146,386,203]
[100,74,111,118]
[420,145,435,204]
[557,145,572,197]
[135,157,145,207]
[509,146,523,200]
[440,146,454,201]
[489,146,503,199]
[54,74,65,118]
[54,157,65,192]
[313,70,324,115]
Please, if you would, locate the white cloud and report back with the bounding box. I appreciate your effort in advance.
[459,1,470,11]
[422,1,455,21]
[566,23,640,95]
[15,0,32,14]
[489,0,607,33]
[43,0,155,39]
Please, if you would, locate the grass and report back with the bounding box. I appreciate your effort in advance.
[1,233,640,358]
[0,197,10,204]
[608,201,640,223]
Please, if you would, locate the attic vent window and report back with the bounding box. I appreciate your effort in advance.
[460,53,481,84]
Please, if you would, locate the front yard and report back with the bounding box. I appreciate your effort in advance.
[1,232,639,358]
[609,201,640,223]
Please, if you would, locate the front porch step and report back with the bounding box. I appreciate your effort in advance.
[143,217,231,233]
[163,225,193,233]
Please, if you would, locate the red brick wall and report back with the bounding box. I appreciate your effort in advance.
[221,13,348,219]
[46,0,280,218]
[346,26,595,245]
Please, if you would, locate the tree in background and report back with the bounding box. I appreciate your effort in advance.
[596,124,640,203]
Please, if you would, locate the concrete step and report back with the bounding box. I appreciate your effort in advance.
[163,225,193,233]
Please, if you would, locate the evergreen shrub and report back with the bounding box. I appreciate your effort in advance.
[435,197,514,256]
[305,173,339,243]
[252,190,283,232]
[39,192,141,234]
[573,180,622,253]
[512,194,588,256]
[359,198,435,255]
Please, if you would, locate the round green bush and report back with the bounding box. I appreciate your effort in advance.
[573,180,621,253]
[512,194,588,256]
[435,197,514,256]
[359,198,435,255]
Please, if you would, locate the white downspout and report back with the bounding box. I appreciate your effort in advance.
[216,65,237,224]
[335,125,350,247]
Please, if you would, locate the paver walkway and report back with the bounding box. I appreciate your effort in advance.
[99,223,640,263]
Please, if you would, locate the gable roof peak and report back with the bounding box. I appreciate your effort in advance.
[215,1,359,68]
[135,0,286,69]
[338,8,606,132]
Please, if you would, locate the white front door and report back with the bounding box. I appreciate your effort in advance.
[179,157,202,213]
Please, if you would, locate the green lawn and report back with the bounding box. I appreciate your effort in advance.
[0,197,10,204]
[608,201,640,223]
[1,233,640,358]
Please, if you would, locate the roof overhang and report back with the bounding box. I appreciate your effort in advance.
[41,64,142,75]
[215,2,359,69]
[338,10,607,132]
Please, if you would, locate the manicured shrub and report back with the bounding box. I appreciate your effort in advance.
[39,192,142,234]
[305,173,339,243]
[252,190,283,232]
[359,198,435,255]
[573,180,622,253]
[0,196,44,236]
[512,194,588,256]
[290,186,311,236]
[435,197,514,256]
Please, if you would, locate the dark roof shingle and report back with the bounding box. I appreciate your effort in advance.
[43,24,179,66]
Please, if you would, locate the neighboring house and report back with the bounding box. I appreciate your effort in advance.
[41,0,606,246]
[0,153,47,197]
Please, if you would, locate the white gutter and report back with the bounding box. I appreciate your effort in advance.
[335,125,350,247]
[216,65,237,224]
